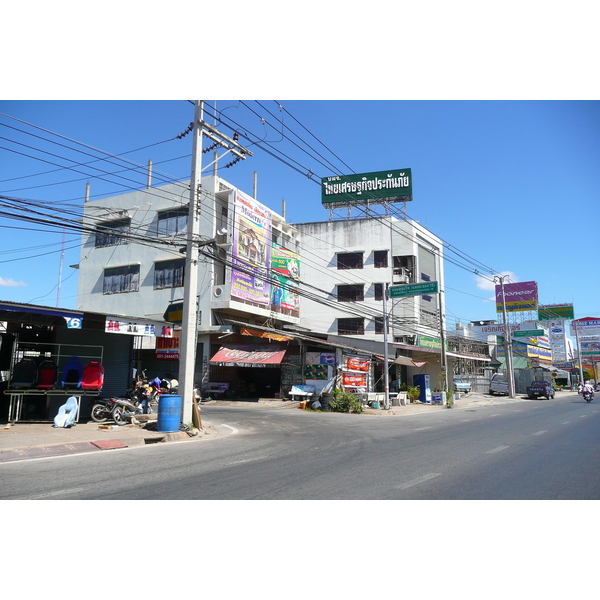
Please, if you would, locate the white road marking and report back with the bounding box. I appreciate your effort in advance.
[395,473,441,490]
[486,446,510,454]
[28,487,89,499]
[222,424,239,434]
[561,421,571,425]
[532,430,547,436]
[414,426,433,431]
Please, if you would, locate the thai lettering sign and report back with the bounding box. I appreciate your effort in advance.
[321,168,412,206]
[538,304,574,320]
[390,281,438,298]
[156,334,180,360]
[495,281,538,312]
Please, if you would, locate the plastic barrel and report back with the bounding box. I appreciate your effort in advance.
[157,394,182,432]
[320,393,333,412]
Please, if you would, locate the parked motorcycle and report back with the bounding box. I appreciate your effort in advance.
[90,398,114,423]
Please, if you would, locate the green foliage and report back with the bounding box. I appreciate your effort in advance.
[407,385,421,403]
[330,389,364,414]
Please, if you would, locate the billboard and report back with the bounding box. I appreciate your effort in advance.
[270,244,300,312]
[571,318,600,337]
[321,168,412,206]
[231,190,271,306]
[495,281,538,312]
[538,303,574,320]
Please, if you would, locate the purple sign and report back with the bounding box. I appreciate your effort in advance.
[495,281,538,312]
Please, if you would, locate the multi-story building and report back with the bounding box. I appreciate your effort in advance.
[76,174,307,398]
[76,171,487,399]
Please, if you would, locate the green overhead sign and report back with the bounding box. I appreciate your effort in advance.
[389,281,438,298]
[513,329,545,337]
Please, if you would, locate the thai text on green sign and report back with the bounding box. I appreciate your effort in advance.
[389,281,438,298]
[321,168,412,206]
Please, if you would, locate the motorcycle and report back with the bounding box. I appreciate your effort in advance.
[111,383,154,425]
[90,397,114,423]
[583,390,594,403]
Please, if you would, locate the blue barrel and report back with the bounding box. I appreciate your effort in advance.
[157,394,182,432]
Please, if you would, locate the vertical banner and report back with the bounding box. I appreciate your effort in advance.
[270,244,300,311]
[231,190,271,305]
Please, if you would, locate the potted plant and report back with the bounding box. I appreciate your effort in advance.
[407,385,421,404]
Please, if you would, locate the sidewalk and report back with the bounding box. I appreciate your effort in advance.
[0,392,512,462]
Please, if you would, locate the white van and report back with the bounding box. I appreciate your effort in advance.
[489,373,509,395]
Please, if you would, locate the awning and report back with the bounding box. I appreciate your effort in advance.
[393,355,427,368]
[209,343,287,367]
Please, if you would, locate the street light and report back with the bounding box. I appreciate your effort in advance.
[494,274,516,398]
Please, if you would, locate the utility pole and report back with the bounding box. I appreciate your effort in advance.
[495,275,516,398]
[178,101,253,426]
[383,284,390,409]
[180,101,204,425]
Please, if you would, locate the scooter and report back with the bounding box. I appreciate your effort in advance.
[111,385,153,425]
[583,390,594,403]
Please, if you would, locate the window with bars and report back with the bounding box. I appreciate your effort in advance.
[337,284,364,302]
[375,317,385,334]
[337,252,363,270]
[103,265,140,294]
[374,250,388,268]
[154,259,185,290]
[374,283,384,301]
[157,208,188,237]
[95,218,130,248]
[338,317,364,335]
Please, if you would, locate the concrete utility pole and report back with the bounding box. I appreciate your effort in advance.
[383,284,390,409]
[180,101,204,425]
[495,275,516,398]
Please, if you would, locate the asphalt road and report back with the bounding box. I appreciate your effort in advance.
[2,391,599,500]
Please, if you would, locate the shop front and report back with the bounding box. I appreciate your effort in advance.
[0,301,166,423]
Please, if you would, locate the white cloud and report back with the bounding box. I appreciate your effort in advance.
[0,277,27,287]
[475,270,517,292]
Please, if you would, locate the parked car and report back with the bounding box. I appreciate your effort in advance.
[526,380,555,399]
[453,378,471,394]
[489,373,509,395]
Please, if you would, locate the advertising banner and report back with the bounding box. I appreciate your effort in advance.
[571,318,600,337]
[346,357,369,372]
[342,372,367,387]
[321,168,412,206]
[156,334,180,360]
[270,245,300,311]
[495,281,538,312]
[106,318,168,336]
[538,304,574,320]
[232,190,271,305]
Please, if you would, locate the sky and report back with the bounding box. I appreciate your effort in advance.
[1,99,599,337]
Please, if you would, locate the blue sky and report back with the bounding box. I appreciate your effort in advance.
[1,100,599,334]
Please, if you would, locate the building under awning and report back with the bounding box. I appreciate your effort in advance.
[209,343,288,367]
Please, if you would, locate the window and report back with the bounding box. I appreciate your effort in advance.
[103,265,140,294]
[158,209,188,237]
[374,250,388,268]
[338,317,364,335]
[375,317,385,334]
[337,252,363,270]
[337,284,364,302]
[154,259,185,290]
[95,218,130,248]
[374,283,384,301]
